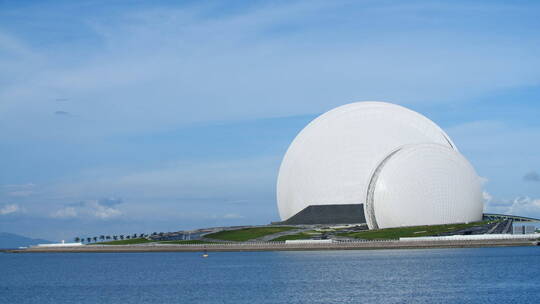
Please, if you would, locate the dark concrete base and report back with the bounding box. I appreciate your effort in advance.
[273,204,366,225]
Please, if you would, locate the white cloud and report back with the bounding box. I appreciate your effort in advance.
[87,200,122,219]
[50,199,122,219]
[479,176,489,185]
[506,197,540,216]
[482,191,492,204]
[485,195,540,218]
[51,206,77,218]
[0,204,20,215]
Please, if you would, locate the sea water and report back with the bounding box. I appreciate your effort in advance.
[1,246,540,303]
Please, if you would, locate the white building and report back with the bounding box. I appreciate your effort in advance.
[34,240,83,247]
[277,101,483,229]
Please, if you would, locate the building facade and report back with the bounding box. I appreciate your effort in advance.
[276,101,483,229]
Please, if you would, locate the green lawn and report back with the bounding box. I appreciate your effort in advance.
[159,240,214,244]
[272,231,321,241]
[89,238,156,245]
[338,221,490,240]
[204,226,297,242]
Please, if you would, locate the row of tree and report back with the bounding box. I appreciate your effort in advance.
[74,232,165,243]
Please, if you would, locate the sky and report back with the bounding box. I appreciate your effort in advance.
[0,0,539,241]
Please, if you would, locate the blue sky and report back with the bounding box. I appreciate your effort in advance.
[1,0,539,241]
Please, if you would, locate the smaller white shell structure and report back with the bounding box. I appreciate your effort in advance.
[365,143,483,229]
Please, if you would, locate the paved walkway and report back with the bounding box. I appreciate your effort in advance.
[253,227,314,242]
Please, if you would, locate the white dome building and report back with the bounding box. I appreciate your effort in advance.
[276,101,483,229]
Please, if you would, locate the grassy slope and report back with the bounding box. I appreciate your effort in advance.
[89,238,156,245]
[204,226,297,242]
[338,221,490,240]
[272,232,320,241]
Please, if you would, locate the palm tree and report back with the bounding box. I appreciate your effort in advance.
[93,236,97,242]
[86,237,91,243]
[139,233,145,238]
[100,235,105,241]
[132,233,137,239]
[113,235,118,240]
[106,235,111,240]
[126,235,131,240]
[119,235,124,240]
[74,237,80,242]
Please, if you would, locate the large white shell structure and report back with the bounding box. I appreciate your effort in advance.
[276,101,483,228]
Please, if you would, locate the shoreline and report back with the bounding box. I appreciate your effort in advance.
[4,239,538,253]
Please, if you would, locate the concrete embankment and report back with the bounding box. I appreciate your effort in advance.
[5,239,539,253]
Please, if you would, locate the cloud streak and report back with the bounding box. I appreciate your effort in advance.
[484,190,540,218]
[0,204,20,215]
[51,198,123,219]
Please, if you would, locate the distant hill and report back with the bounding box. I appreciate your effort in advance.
[0,232,51,249]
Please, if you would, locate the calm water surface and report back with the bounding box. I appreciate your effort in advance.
[1,246,540,303]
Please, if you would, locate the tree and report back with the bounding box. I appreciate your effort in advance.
[139,233,145,238]
[86,237,91,243]
[100,235,105,241]
[119,235,124,240]
[93,236,97,242]
[126,235,131,240]
[132,233,137,239]
[74,237,80,242]
[113,235,118,240]
[106,235,111,240]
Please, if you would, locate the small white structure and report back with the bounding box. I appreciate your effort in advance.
[513,225,537,234]
[34,240,83,247]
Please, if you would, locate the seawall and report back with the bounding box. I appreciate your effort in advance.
[5,239,539,253]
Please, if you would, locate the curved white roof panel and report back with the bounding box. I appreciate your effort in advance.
[277,101,458,221]
[365,144,483,229]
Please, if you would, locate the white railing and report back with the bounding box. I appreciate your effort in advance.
[400,233,539,242]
